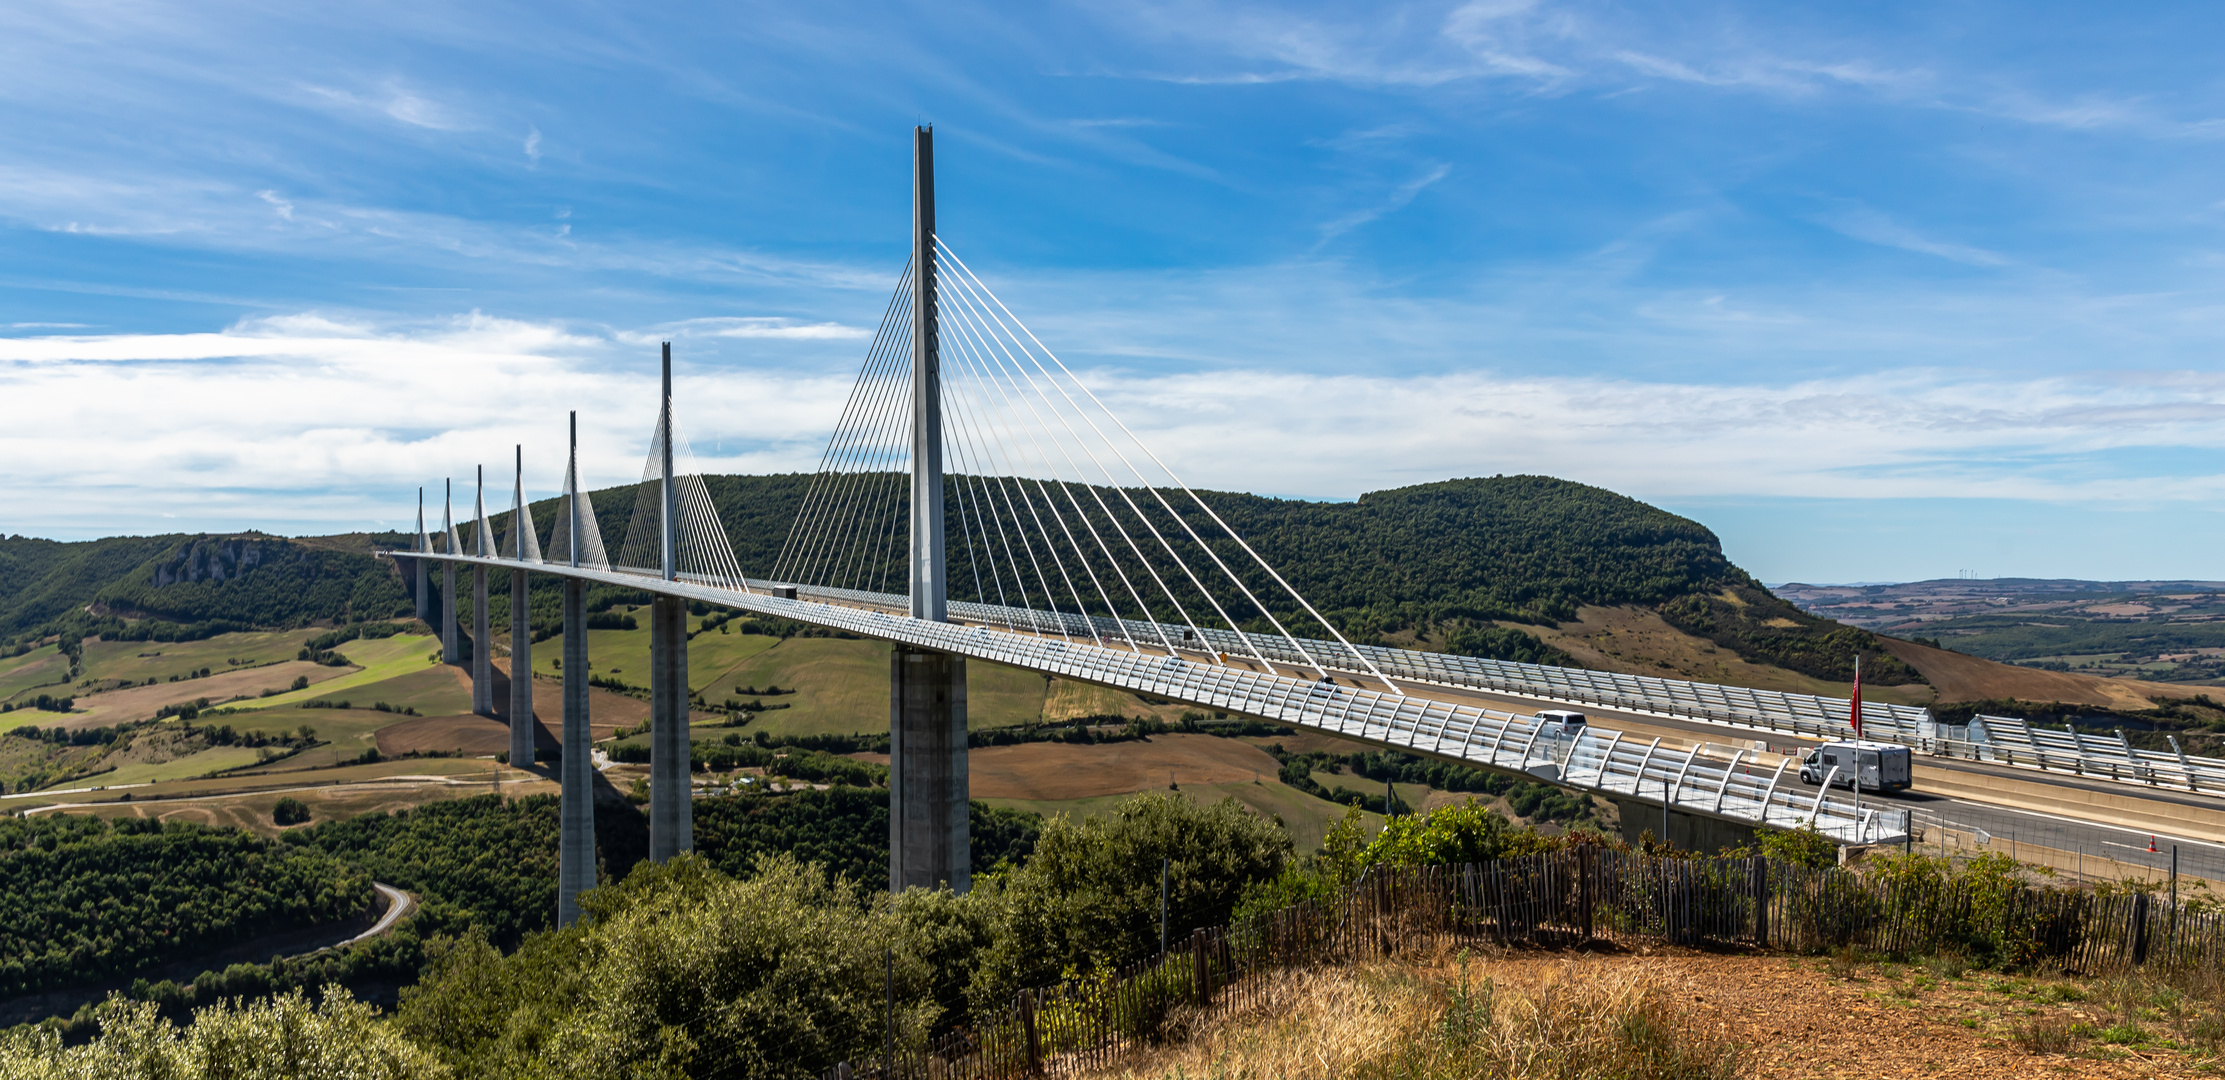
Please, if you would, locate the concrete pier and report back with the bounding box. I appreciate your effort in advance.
[414,558,428,623]
[647,594,692,861]
[557,578,595,927]
[471,566,492,716]
[442,562,458,665]
[509,568,533,767]
[890,645,968,893]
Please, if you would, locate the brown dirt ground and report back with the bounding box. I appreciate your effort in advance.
[1879,637,2193,711]
[53,661,351,730]
[858,733,1284,801]
[1638,950,2208,1079]
[1094,947,2209,1079]
[374,714,516,756]
[493,661,650,732]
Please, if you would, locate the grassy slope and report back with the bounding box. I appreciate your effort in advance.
[225,634,446,711]
[0,646,66,705]
[79,630,322,687]
[90,746,269,787]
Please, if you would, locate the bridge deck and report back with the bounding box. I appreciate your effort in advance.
[393,551,1907,844]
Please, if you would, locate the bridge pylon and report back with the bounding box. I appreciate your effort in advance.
[891,124,969,894]
[471,465,493,717]
[648,343,693,862]
[509,444,537,772]
[556,411,596,928]
[441,479,459,667]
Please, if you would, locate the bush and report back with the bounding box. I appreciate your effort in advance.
[272,797,311,826]
[399,855,931,1079]
[0,988,441,1078]
[968,792,1289,1011]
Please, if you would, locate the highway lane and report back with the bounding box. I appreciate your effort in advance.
[927,606,2225,872]
[1306,668,2225,883]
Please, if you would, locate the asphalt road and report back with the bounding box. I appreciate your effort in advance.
[1285,663,2225,882]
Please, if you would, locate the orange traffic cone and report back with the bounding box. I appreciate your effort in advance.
[2150,836,2160,853]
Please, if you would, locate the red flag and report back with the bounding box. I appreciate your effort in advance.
[1850,654,1863,739]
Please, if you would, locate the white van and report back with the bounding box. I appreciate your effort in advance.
[1536,710,1588,736]
[1799,740,1913,793]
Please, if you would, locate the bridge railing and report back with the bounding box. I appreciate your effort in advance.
[397,553,1907,843]
[771,583,2225,799]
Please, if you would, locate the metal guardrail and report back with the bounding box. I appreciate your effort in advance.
[783,584,2225,800]
[393,552,1909,844]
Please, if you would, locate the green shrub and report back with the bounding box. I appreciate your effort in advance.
[272,797,311,826]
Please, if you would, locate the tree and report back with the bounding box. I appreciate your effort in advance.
[271,798,310,826]
[0,989,444,1079]
[967,792,1289,1010]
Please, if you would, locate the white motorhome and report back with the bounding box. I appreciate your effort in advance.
[1798,740,1913,793]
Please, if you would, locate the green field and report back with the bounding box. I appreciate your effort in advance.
[79,630,321,688]
[84,745,271,787]
[527,613,783,696]
[683,629,785,693]
[978,778,1378,853]
[699,637,1061,737]
[225,633,444,711]
[218,705,410,756]
[0,645,68,705]
[297,663,473,717]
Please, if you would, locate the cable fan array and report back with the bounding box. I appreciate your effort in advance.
[613,400,752,591]
[773,238,1396,688]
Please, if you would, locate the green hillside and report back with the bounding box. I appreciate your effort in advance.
[1,474,1907,685]
[0,532,413,645]
[496,473,1911,685]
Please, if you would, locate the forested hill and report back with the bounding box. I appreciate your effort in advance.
[0,532,411,643]
[0,474,1904,683]
[1199,476,1743,626]
[505,472,1905,684]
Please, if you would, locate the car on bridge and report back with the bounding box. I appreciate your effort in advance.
[1799,740,1913,793]
[1536,709,1588,737]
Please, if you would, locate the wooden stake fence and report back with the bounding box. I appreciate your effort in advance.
[825,849,2225,1079]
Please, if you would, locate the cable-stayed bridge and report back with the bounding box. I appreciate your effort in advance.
[391,128,2221,925]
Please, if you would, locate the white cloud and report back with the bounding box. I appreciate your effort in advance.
[7,313,2225,540]
[644,317,875,342]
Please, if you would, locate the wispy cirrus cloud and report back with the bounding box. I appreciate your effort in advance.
[1317,162,1451,243]
[1815,204,2008,267]
[299,81,473,132]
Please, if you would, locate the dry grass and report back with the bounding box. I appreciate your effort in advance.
[1081,950,1739,1080]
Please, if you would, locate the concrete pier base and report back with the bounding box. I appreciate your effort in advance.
[557,579,595,927]
[441,564,458,665]
[890,646,969,893]
[1607,795,1761,853]
[509,568,533,767]
[648,595,691,861]
[471,567,492,716]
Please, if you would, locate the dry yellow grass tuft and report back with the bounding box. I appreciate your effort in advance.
[1082,950,1739,1080]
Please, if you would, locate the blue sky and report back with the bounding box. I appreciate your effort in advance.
[3,1,2225,584]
